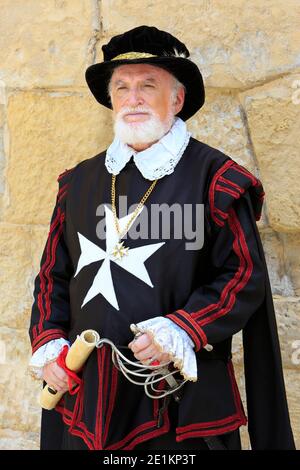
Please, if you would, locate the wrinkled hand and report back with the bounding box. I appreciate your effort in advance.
[128,333,171,365]
[43,361,75,393]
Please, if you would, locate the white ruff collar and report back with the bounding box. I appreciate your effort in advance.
[105,117,191,181]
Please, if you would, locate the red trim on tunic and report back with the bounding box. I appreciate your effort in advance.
[55,370,173,450]
[57,168,73,181]
[231,163,258,186]
[166,312,202,351]
[33,208,62,339]
[209,159,235,227]
[95,346,105,449]
[166,309,208,352]
[36,211,65,333]
[218,175,245,193]
[32,331,68,353]
[175,360,247,442]
[106,379,169,450]
[177,413,242,432]
[103,351,119,446]
[55,356,247,449]
[173,205,252,334]
[196,207,253,327]
[31,328,68,352]
[123,415,170,450]
[45,215,65,323]
[56,404,95,450]
[227,360,246,419]
[176,309,208,347]
[176,420,245,440]
[215,183,240,199]
[57,187,68,204]
[214,205,230,221]
[166,203,253,353]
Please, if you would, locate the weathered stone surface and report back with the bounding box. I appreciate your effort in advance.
[239,74,300,232]
[0,0,98,88]
[30,226,50,276]
[187,89,256,171]
[0,327,42,434]
[274,296,300,369]
[232,297,300,369]
[260,230,294,296]
[281,233,300,296]
[4,90,113,225]
[0,224,33,329]
[187,89,269,229]
[100,0,300,88]
[280,369,300,449]
[0,429,39,450]
[0,97,6,207]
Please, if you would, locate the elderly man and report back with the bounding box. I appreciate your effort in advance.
[28,26,295,450]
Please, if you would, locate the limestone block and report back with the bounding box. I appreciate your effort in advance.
[187,89,255,171]
[0,0,97,88]
[260,230,294,296]
[0,224,33,329]
[4,90,113,225]
[274,296,300,369]
[239,74,300,231]
[281,233,300,296]
[0,429,39,450]
[29,224,54,287]
[284,369,300,449]
[0,327,42,433]
[100,0,300,87]
[231,296,300,369]
[0,101,6,201]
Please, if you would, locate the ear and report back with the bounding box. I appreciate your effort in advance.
[174,86,185,115]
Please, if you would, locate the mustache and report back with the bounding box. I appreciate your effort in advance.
[116,107,155,119]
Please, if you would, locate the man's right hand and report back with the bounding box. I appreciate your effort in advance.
[42,361,69,393]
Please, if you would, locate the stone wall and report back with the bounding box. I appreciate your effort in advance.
[0,0,299,449]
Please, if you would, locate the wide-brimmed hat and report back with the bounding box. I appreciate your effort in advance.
[85,25,205,121]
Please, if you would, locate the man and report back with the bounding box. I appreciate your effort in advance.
[28,25,295,450]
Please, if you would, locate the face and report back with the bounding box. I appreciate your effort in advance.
[109,63,185,149]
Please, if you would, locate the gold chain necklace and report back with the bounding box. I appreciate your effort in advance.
[111,174,158,260]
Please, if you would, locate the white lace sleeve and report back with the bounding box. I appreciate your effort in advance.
[28,338,70,380]
[130,317,199,382]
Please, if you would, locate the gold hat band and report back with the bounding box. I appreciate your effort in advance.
[111,52,158,61]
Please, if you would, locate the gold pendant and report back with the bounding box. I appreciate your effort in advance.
[111,241,130,260]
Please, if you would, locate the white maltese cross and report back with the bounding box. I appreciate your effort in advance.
[74,204,165,310]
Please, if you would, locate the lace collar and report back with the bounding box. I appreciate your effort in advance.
[105,117,191,181]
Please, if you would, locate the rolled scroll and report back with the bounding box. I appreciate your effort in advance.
[39,329,100,410]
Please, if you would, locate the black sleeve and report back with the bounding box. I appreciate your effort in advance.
[28,168,75,354]
[166,159,266,351]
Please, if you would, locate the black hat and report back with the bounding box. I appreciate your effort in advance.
[85,25,205,121]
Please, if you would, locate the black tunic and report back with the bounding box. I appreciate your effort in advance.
[29,137,295,450]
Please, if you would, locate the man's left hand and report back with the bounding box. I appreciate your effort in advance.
[128,333,171,365]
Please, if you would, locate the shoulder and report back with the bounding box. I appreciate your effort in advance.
[207,155,265,228]
[188,137,229,172]
[56,150,106,192]
[55,151,106,210]
[188,138,265,228]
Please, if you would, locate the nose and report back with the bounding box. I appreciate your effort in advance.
[126,88,144,107]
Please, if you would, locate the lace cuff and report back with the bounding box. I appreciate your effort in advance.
[28,338,70,380]
[131,317,198,382]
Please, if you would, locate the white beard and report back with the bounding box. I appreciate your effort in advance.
[113,106,175,146]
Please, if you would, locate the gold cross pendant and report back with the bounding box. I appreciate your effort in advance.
[111,241,130,261]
